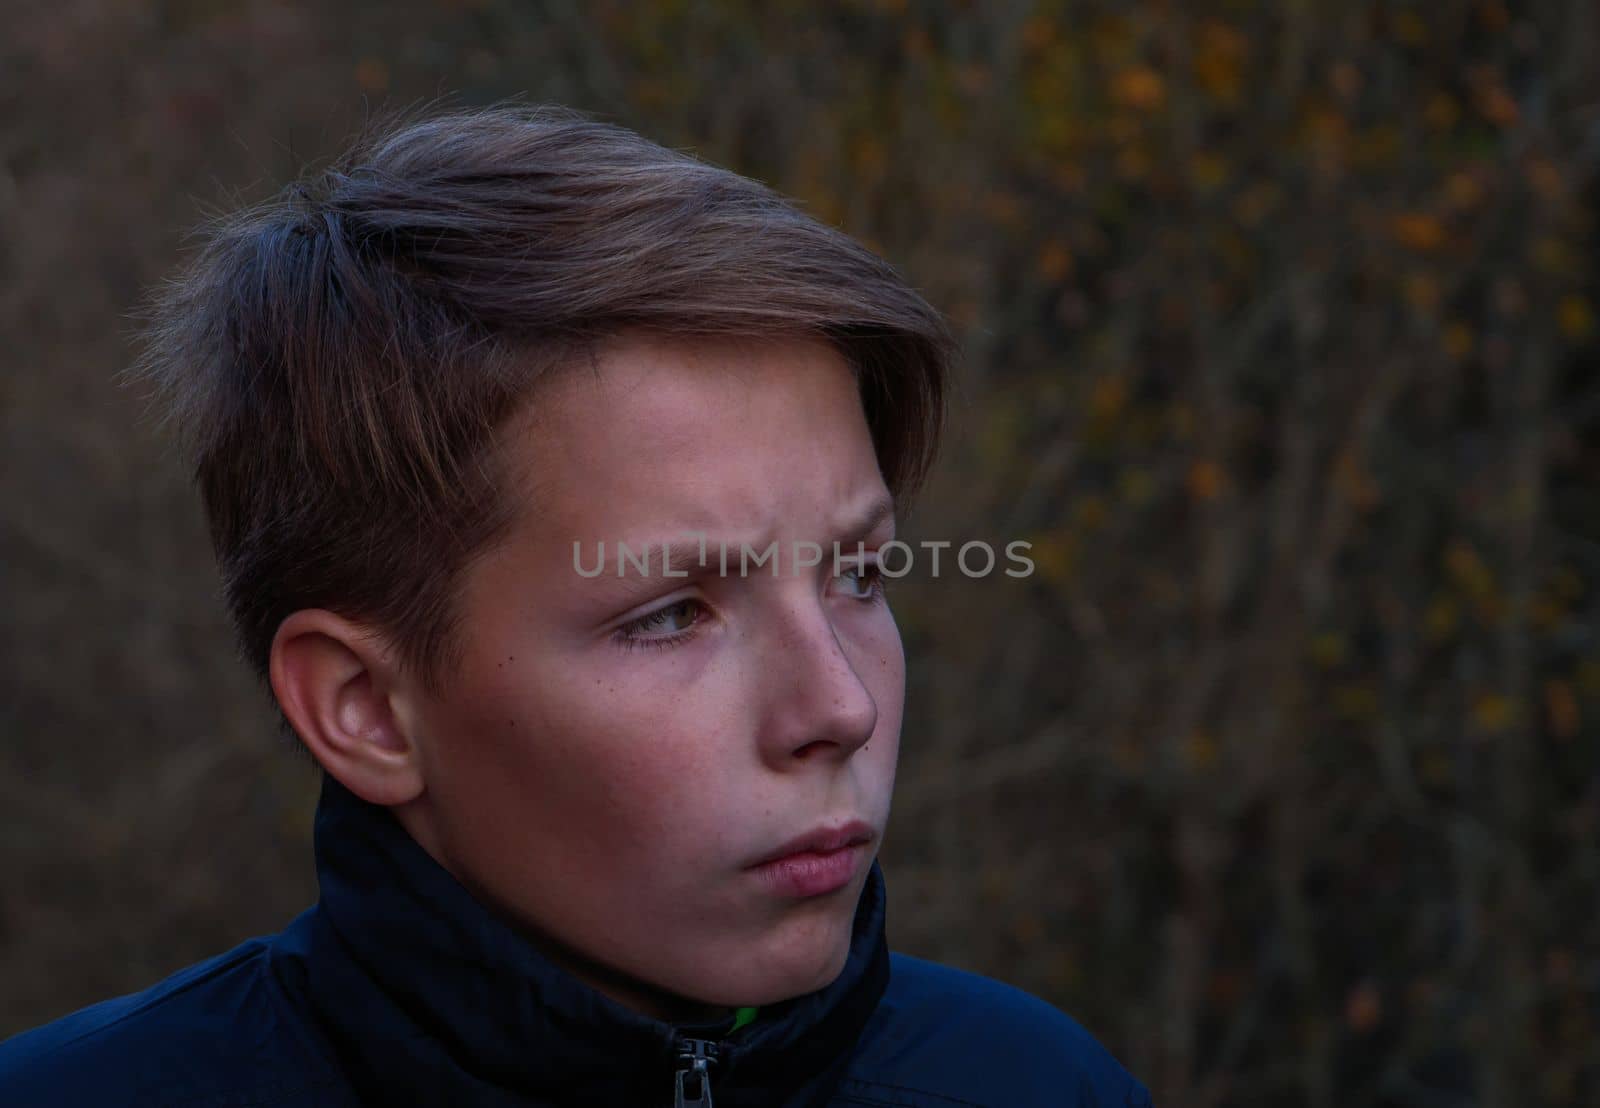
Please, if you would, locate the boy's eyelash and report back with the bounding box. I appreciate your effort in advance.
[613,598,706,652]
[616,633,691,653]
[842,561,888,598]
[612,561,888,653]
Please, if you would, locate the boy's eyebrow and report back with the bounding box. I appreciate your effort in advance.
[673,496,897,574]
[834,494,898,547]
[618,495,899,580]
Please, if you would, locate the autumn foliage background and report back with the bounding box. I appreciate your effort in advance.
[3,2,1598,1106]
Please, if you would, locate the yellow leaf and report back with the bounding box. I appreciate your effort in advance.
[1392,10,1428,44]
[1558,295,1594,340]
[1118,467,1156,504]
[1309,632,1347,668]
[1470,693,1517,734]
[1089,375,1128,424]
[1544,948,1575,986]
[1424,595,1459,642]
[1444,172,1484,211]
[1423,93,1460,130]
[1234,182,1280,227]
[1158,293,1191,329]
[1333,450,1381,509]
[852,135,887,179]
[1473,591,1507,626]
[1444,541,1494,598]
[1526,159,1564,199]
[1475,83,1519,126]
[1346,981,1382,1032]
[354,58,389,93]
[1532,237,1571,274]
[1054,163,1088,193]
[1330,62,1362,101]
[1545,679,1580,740]
[1550,567,1583,600]
[1419,749,1452,787]
[982,190,1024,228]
[978,400,1022,465]
[1334,683,1379,721]
[1048,949,1081,989]
[1579,659,1600,696]
[957,63,991,95]
[1304,106,1350,142]
[1392,213,1447,252]
[1187,459,1226,501]
[1403,272,1441,313]
[1073,495,1108,530]
[1111,734,1146,771]
[1354,125,1401,168]
[1194,23,1247,105]
[1036,241,1074,282]
[1184,731,1219,769]
[1443,322,1475,359]
[1029,532,1079,585]
[1020,16,1057,53]
[1111,66,1166,110]
[1477,1,1511,31]
[1011,912,1045,944]
[1116,146,1151,181]
[1190,151,1230,191]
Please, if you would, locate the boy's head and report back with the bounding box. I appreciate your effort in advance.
[136,105,951,1020]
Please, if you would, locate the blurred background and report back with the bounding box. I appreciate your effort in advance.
[3,1,1598,1105]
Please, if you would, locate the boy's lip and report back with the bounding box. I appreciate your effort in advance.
[747,820,874,868]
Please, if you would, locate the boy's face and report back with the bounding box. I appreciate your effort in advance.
[393,332,904,1020]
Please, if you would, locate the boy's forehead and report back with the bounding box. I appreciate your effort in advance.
[491,331,879,530]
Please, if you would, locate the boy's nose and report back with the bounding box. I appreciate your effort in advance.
[757,600,880,767]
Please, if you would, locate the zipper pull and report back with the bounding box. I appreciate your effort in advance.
[672,1036,720,1108]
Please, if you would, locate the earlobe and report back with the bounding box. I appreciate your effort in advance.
[269,610,426,807]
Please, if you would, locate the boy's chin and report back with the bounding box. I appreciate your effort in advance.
[693,920,856,1008]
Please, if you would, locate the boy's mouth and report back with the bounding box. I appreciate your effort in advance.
[746,819,874,869]
[745,820,874,898]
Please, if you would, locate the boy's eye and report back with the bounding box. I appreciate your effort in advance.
[614,563,885,654]
[615,597,705,651]
[627,598,700,634]
[837,561,885,600]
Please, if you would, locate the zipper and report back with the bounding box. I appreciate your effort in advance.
[672,1035,721,1108]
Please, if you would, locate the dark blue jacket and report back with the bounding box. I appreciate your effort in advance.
[0,776,1152,1107]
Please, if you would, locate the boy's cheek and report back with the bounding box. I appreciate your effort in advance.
[861,618,907,704]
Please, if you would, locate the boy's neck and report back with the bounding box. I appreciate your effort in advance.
[571,954,735,1026]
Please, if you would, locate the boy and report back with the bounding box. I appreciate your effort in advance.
[0,105,1151,1107]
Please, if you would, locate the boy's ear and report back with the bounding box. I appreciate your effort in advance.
[270,609,426,806]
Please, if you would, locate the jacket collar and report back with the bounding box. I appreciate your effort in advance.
[286,774,890,1107]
